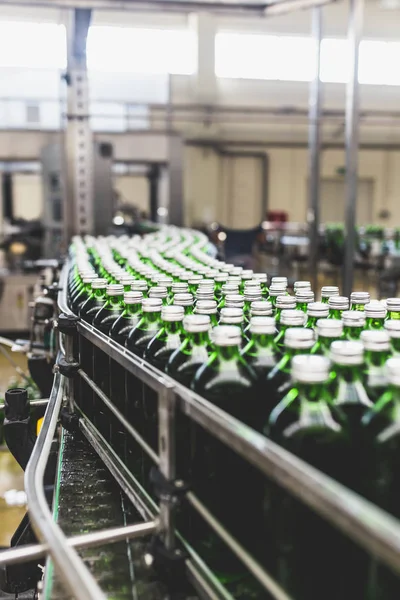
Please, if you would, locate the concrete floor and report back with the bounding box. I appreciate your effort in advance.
[0,351,29,546]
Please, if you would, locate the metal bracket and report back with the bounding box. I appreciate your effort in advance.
[60,408,80,433]
[56,357,80,378]
[56,313,79,335]
[150,466,189,506]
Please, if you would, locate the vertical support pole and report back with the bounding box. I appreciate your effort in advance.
[343,0,364,297]
[158,385,177,551]
[307,7,323,293]
[64,8,94,245]
[57,314,79,413]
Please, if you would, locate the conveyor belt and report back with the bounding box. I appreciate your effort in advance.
[46,429,181,600]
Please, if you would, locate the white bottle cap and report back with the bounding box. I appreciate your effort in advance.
[284,327,315,349]
[341,310,366,327]
[249,316,276,335]
[360,330,390,351]
[328,296,349,310]
[161,305,185,321]
[183,314,210,332]
[365,301,387,319]
[386,357,400,386]
[330,340,364,365]
[307,302,329,318]
[280,309,306,327]
[291,355,330,383]
[212,325,242,346]
[106,284,124,296]
[316,319,343,338]
[385,319,400,339]
[123,291,143,304]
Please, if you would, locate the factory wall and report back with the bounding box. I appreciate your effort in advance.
[184,146,400,228]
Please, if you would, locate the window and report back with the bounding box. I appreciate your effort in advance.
[0,21,66,69]
[87,26,196,74]
[216,33,315,81]
[216,32,400,86]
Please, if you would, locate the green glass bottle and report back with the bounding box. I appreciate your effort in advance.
[385,319,400,355]
[328,295,349,318]
[239,269,254,292]
[274,309,306,352]
[364,301,387,330]
[125,298,163,358]
[267,355,349,600]
[266,327,315,402]
[217,283,240,310]
[71,274,98,314]
[243,288,263,319]
[219,308,245,337]
[194,300,219,328]
[330,340,371,435]
[350,291,370,311]
[144,305,185,370]
[149,285,168,305]
[268,284,287,309]
[119,275,135,293]
[109,291,143,346]
[173,292,194,315]
[79,278,108,323]
[241,316,278,416]
[295,289,315,313]
[311,319,343,355]
[305,301,329,329]
[214,273,228,298]
[131,279,149,296]
[293,280,311,294]
[224,293,245,311]
[167,314,212,387]
[188,275,203,296]
[362,357,400,600]
[320,285,339,304]
[191,326,262,570]
[361,330,391,403]
[342,310,366,340]
[93,283,124,336]
[252,272,269,297]
[274,295,296,323]
[169,281,189,303]
[386,297,400,320]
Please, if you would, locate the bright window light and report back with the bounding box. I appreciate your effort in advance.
[215,33,280,79]
[87,26,196,74]
[0,21,66,69]
[216,33,400,86]
[277,36,315,81]
[320,38,350,83]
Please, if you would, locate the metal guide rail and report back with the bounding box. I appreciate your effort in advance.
[53,262,400,599]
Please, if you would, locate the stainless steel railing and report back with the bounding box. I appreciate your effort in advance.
[56,262,400,599]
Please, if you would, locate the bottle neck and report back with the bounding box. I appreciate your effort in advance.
[296,301,309,313]
[343,325,363,340]
[351,303,367,311]
[251,332,275,348]
[297,381,328,402]
[143,311,160,325]
[106,294,123,308]
[216,344,241,361]
[189,331,210,346]
[124,303,142,316]
[365,349,389,367]
[329,308,345,319]
[334,363,362,382]
[365,316,385,329]
[93,287,106,299]
[390,337,400,354]
[388,310,400,320]
[163,320,183,335]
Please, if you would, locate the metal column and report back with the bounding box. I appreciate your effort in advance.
[307,7,323,292]
[343,0,364,296]
[64,9,94,244]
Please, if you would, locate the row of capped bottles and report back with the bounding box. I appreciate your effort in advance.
[67,228,400,600]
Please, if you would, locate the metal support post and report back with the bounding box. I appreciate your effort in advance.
[307,6,323,292]
[343,0,364,296]
[64,8,94,244]
[56,314,80,412]
[157,385,177,550]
